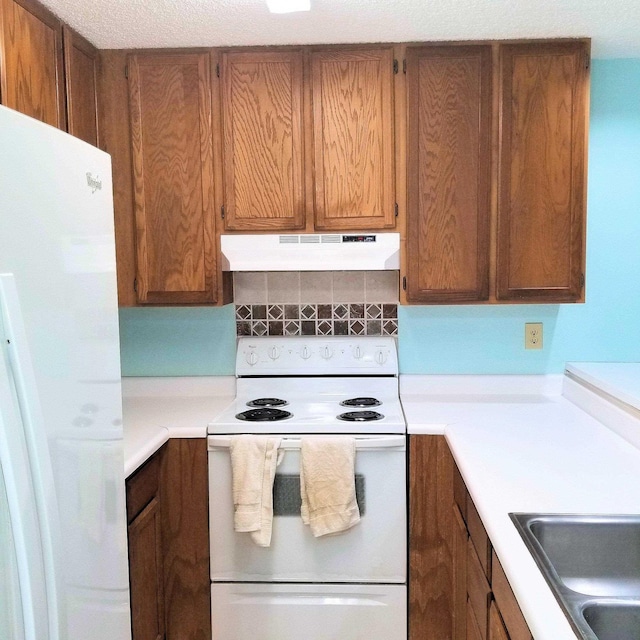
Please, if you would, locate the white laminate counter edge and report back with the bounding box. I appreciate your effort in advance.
[124,426,169,478]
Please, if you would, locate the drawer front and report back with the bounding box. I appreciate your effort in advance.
[126,453,160,522]
[467,538,491,640]
[467,495,491,580]
[491,551,532,640]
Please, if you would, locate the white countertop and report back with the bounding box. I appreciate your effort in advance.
[122,376,235,477]
[402,371,640,640]
[121,366,640,639]
[566,361,640,411]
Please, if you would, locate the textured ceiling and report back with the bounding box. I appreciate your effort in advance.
[39,0,639,58]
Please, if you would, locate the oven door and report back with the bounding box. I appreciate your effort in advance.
[208,434,406,583]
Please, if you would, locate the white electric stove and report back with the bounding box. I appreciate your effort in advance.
[208,336,405,435]
[207,336,407,640]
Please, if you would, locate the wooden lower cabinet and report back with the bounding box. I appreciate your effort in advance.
[489,601,510,640]
[126,439,211,640]
[409,435,533,640]
[127,454,165,640]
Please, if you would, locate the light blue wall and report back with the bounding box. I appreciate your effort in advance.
[119,59,640,377]
[119,305,236,375]
[399,58,640,373]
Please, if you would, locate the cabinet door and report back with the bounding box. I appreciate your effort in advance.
[221,50,305,231]
[406,45,492,303]
[497,41,589,302]
[128,53,217,304]
[128,497,165,640]
[62,25,98,146]
[453,504,469,640]
[0,0,66,128]
[311,47,395,230]
[408,435,455,640]
[488,601,510,640]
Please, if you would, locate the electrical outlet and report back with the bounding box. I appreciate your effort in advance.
[525,323,543,350]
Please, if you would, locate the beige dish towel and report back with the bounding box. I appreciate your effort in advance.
[229,435,282,547]
[300,437,360,537]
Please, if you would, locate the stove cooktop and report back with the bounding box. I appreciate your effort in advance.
[209,337,405,435]
[209,377,405,435]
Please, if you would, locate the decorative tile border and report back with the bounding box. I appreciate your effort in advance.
[236,304,398,337]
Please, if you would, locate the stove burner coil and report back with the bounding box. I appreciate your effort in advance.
[340,397,382,408]
[246,397,289,408]
[337,410,384,422]
[235,408,293,422]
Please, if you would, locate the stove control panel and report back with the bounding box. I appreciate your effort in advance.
[236,337,398,376]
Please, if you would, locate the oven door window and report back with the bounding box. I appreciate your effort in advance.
[208,436,406,583]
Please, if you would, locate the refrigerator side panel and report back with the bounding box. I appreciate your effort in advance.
[0,106,131,640]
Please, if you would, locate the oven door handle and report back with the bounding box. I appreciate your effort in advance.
[207,435,405,451]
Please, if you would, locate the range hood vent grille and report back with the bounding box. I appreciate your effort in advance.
[221,233,400,272]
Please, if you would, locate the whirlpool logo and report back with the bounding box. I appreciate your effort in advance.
[86,172,102,193]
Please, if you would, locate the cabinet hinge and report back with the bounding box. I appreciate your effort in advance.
[124,64,129,79]
[133,277,137,293]
[403,59,407,74]
[580,273,585,288]
[393,59,399,74]
[585,53,590,70]
[402,276,407,291]
[394,203,399,217]
[216,63,220,78]
[221,205,225,220]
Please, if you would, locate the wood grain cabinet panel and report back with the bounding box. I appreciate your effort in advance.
[488,601,510,640]
[221,50,305,231]
[128,52,216,304]
[453,504,469,640]
[408,435,455,640]
[127,456,165,640]
[0,0,66,128]
[63,25,98,146]
[311,47,396,230]
[406,45,492,303]
[497,41,589,301]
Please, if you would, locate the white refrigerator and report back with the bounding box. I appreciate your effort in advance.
[0,106,131,640]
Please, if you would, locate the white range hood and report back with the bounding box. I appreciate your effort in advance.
[221,233,400,271]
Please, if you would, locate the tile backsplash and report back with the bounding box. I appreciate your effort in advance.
[234,271,399,337]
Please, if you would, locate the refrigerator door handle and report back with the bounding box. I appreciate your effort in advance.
[0,274,61,640]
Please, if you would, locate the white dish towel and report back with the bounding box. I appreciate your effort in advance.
[300,437,361,537]
[229,435,283,547]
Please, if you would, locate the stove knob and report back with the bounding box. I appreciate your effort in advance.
[320,346,333,360]
[375,350,388,365]
[268,346,280,360]
[245,351,258,366]
[353,346,363,360]
[301,346,311,360]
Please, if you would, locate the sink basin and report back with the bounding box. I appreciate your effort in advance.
[582,601,640,640]
[510,514,640,640]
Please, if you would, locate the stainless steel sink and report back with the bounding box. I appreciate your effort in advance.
[510,514,640,640]
[582,601,640,640]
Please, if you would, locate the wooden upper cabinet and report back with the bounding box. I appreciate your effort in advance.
[221,50,305,231]
[310,47,396,231]
[128,53,216,304]
[406,45,492,303]
[0,0,66,128]
[497,41,589,302]
[63,26,99,146]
